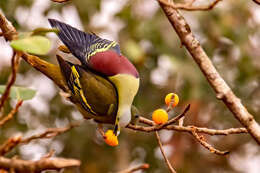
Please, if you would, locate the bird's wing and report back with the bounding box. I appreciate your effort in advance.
[70,65,98,115]
[56,55,118,118]
[56,55,97,115]
[48,19,121,65]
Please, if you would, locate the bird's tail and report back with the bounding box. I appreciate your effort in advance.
[21,53,67,91]
[56,54,73,87]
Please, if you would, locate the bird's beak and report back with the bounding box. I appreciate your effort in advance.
[113,124,120,136]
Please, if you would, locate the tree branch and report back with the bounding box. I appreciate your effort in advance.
[158,0,260,145]
[0,136,21,156]
[0,52,21,111]
[117,163,149,173]
[0,11,17,41]
[0,121,82,157]
[51,0,71,3]
[0,100,23,127]
[158,0,222,11]
[21,121,82,145]
[0,156,80,173]
[191,127,229,155]
[155,131,177,173]
[128,116,247,135]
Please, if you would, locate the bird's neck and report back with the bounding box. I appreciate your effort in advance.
[108,74,139,127]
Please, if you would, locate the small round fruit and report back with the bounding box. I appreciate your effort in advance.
[104,130,118,147]
[152,109,168,125]
[165,93,179,107]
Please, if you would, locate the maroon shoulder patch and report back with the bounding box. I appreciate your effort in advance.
[88,50,139,78]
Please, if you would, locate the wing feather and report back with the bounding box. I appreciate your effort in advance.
[70,65,97,115]
[49,19,120,65]
[56,55,97,115]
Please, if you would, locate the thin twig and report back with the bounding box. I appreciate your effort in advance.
[0,121,82,166]
[51,0,70,3]
[117,163,149,173]
[178,117,184,126]
[0,136,22,156]
[167,125,247,135]
[155,131,177,173]
[191,127,229,155]
[41,149,56,159]
[21,121,82,144]
[0,122,81,156]
[158,0,222,11]
[162,104,190,127]
[0,156,80,172]
[0,53,21,111]
[0,100,23,127]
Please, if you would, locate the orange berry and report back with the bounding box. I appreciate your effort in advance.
[152,109,168,125]
[165,93,179,107]
[104,130,118,146]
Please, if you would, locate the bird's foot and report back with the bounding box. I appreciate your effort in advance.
[97,124,106,139]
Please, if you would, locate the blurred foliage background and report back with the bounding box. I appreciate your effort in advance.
[1,0,260,172]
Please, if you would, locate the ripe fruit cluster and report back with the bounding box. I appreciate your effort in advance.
[103,92,179,146]
[104,130,118,146]
[152,93,179,125]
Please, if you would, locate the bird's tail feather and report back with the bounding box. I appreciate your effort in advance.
[56,54,74,91]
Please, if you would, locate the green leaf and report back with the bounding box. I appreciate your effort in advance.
[10,35,51,55]
[0,85,36,100]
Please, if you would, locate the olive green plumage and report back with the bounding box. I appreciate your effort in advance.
[21,53,141,124]
[22,52,140,125]
[56,55,118,123]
